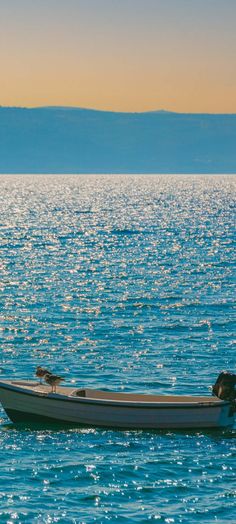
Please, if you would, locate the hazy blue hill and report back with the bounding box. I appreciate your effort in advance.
[0,107,235,173]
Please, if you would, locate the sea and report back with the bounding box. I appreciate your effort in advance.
[0,174,235,523]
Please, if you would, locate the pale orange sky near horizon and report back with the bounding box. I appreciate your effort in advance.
[1,0,236,113]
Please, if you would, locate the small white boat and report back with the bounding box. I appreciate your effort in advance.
[0,380,234,429]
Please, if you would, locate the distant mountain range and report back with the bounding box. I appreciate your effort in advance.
[0,106,235,173]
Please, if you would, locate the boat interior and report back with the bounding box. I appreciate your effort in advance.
[3,381,222,403]
[73,389,221,403]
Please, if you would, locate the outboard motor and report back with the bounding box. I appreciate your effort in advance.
[212,372,236,401]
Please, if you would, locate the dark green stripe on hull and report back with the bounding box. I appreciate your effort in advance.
[5,409,77,426]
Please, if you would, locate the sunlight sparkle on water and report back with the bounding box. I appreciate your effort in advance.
[0,174,235,523]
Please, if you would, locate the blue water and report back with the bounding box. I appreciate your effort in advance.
[0,174,235,523]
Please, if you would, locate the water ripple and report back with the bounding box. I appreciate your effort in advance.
[0,174,235,522]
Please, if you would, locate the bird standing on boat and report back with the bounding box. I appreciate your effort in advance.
[44,373,64,393]
[36,366,52,384]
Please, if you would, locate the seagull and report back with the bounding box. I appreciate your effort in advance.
[44,373,64,393]
[36,366,52,384]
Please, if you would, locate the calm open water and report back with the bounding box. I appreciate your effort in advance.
[0,174,235,523]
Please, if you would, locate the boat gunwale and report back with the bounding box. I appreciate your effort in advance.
[0,380,229,410]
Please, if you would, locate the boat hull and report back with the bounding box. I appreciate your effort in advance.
[0,381,234,429]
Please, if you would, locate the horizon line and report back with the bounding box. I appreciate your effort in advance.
[1,105,236,116]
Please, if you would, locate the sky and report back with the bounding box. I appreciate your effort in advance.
[0,0,236,113]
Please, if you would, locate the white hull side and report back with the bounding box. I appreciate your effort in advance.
[0,386,233,429]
